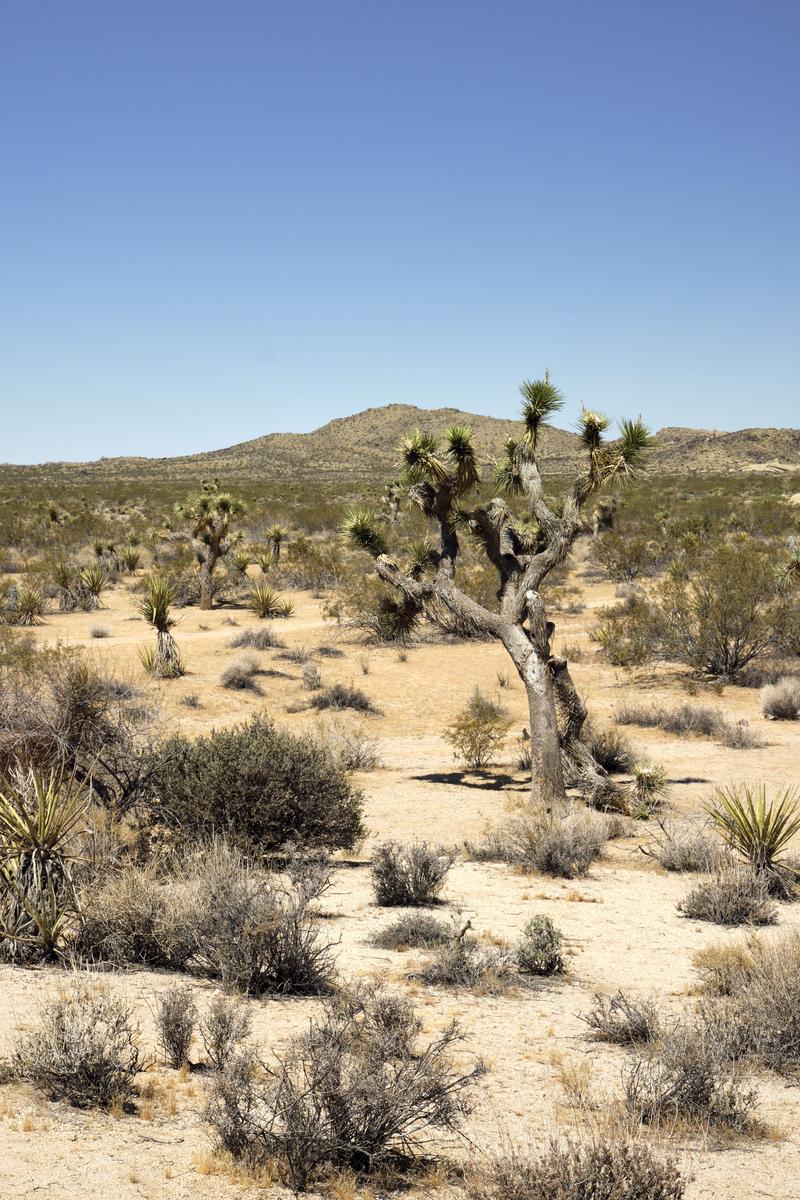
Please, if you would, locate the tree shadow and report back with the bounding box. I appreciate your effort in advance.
[412,770,527,792]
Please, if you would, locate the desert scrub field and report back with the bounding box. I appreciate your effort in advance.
[0,423,800,1199]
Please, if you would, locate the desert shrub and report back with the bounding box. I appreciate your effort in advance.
[75,860,201,968]
[616,702,722,738]
[593,593,661,667]
[515,915,565,976]
[190,845,338,997]
[470,1138,685,1200]
[154,985,196,1068]
[227,627,286,650]
[580,992,661,1044]
[717,718,763,748]
[89,624,110,639]
[370,912,452,950]
[586,725,636,773]
[199,994,253,1070]
[645,822,723,873]
[301,660,322,690]
[204,987,481,1190]
[12,982,141,1109]
[0,651,158,812]
[444,688,512,769]
[309,682,378,713]
[371,841,454,906]
[679,867,776,926]
[762,676,800,720]
[220,654,261,691]
[624,1019,756,1131]
[312,719,382,772]
[180,691,201,708]
[692,939,758,996]
[151,716,364,852]
[590,532,661,581]
[515,813,608,878]
[416,933,515,992]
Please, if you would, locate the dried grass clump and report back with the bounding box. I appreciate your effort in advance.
[580,992,661,1044]
[310,683,378,713]
[416,932,515,993]
[624,1020,757,1132]
[468,1138,685,1200]
[227,627,286,651]
[371,841,454,906]
[761,676,800,720]
[586,725,637,773]
[370,912,453,950]
[205,987,482,1191]
[312,719,382,772]
[12,981,141,1109]
[221,654,262,691]
[679,867,776,926]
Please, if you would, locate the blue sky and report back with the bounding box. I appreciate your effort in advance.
[1,0,798,463]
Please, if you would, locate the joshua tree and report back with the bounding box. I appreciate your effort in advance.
[267,524,289,565]
[176,479,245,609]
[343,375,653,813]
[136,576,183,677]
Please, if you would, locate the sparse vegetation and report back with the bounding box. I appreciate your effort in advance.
[371,841,454,906]
[580,991,661,1044]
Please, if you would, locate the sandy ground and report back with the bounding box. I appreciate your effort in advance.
[1,552,799,1199]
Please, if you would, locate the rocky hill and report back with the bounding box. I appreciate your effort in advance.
[3,405,800,481]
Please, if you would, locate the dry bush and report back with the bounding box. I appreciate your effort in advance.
[616,702,721,738]
[221,655,262,691]
[227,627,286,650]
[154,985,196,1068]
[370,912,453,950]
[465,812,608,878]
[199,994,253,1070]
[624,1020,757,1132]
[717,718,764,749]
[301,660,322,690]
[679,867,776,926]
[580,992,661,1044]
[515,915,565,976]
[312,718,382,772]
[371,841,454,906]
[416,933,515,992]
[644,822,723,873]
[469,1137,685,1200]
[309,683,378,713]
[761,676,800,720]
[696,931,800,1073]
[12,981,141,1109]
[444,688,512,769]
[75,860,200,968]
[205,987,482,1190]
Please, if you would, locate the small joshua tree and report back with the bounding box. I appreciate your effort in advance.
[137,576,183,677]
[267,524,289,565]
[176,479,245,609]
[344,375,652,813]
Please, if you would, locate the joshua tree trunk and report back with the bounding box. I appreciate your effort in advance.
[199,558,214,610]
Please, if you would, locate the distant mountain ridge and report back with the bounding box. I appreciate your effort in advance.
[3,405,800,480]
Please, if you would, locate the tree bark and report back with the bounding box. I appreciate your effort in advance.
[524,651,568,815]
[199,560,213,610]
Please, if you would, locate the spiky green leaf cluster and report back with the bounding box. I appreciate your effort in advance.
[399,426,479,497]
[341,508,390,558]
[519,378,564,455]
[136,575,178,634]
[705,783,800,874]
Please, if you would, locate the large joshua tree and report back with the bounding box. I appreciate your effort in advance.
[343,376,653,814]
[176,479,245,610]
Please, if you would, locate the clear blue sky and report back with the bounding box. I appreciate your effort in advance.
[2,0,798,463]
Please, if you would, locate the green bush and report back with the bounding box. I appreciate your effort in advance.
[444,688,512,769]
[150,715,364,852]
[515,915,565,975]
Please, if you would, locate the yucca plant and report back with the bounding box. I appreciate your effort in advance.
[630,762,669,819]
[53,559,79,611]
[248,583,293,620]
[705,784,800,885]
[10,584,46,626]
[136,576,184,677]
[227,550,252,583]
[253,547,273,574]
[0,768,88,962]
[77,563,109,610]
[175,478,245,609]
[120,546,141,573]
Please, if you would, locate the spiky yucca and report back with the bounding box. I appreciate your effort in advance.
[248,583,294,620]
[0,768,88,962]
[137,576,184,677]
[705,784,800,881]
